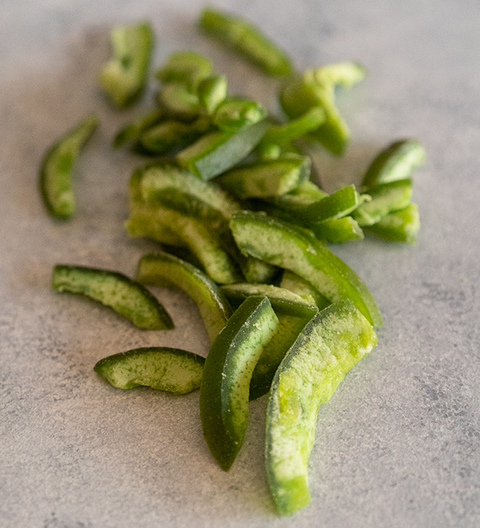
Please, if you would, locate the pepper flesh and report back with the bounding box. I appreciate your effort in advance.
[200,296,279,471]
[266,300,377,515]
[52,264,174,330]
[198,7,293,76]
[230,211,383,327]
[94,347,205,394]
[99,21,154,108]
[40,114,99,220]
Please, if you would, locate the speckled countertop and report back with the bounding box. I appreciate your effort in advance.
[1,1,479,527]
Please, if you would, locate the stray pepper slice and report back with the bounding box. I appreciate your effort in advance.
[365,202,420,244]
[266,300,377,516]
[229,211,383,327]
[40,114,99,220]
[51,264,174,330]
[361,138,426,187]
[94,346,205,394]
[198,7,293,76]
[99,21,154,108]
[200,296,279,471]
[136,252,233,343]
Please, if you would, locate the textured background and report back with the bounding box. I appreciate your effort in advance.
[1,1,479,527]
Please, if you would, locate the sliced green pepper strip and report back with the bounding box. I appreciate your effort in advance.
[221,283,318,319]
[279,270,331,310]
[258,107,326,148]
[200,296,279,471]
[212,97,267,131]
[311,216,364,243]
[365,203,420,244]
[136,252,233,343]
[156,83,201,120]
[279,62,366,155]
[94,347,204,394]
[40,114,99,220]
[197,74,228,114]
[156,51,213,90]
[99,21,154,108]
[125,169,185,246]
[264,184,367,226]
[352,179,413,227]
[137,163,277,283]
[266,300,377,516]
[230,211,383,327]
[51,264,174,330]
[273,179,329,206]
[361,138,426,187]
[198,7,293,76]
[176,119,269,180]
[113,108,165,148]
[139,118,209,155]
[216,154,311,199]
[249,314,310,401]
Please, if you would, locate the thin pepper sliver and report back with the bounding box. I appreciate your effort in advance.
[99,21,154,108]
[52,264,174,330]
[40,114,99,220]
[266,300,377,516]
[198,7,293,77]
[230,211,383,327]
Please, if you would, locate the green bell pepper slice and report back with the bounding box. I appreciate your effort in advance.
[217,154,311,199]
[99,21,154,108]
[365,203,420,244]
[279,62,366,155]
[156,50,213,90]
[200,296,279,471]
[52,264,174,330]
[352,178,413,227]
[136,252,233,343]
[40,114,99,220]
[230,211,383,327]
[266,299,377,515]
[361,138,426,187]
[176,119,269,180]
[94,346,205,394]
[198,7,293,76]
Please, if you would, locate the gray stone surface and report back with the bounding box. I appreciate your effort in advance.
[1,0,479,526]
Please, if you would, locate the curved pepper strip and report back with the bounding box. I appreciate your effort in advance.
[230,211,383,327]
[200,296,279,471]
[51,264,174,330]
[94,347,205,394]
[40,114,98,220]
[266,300,377,515]
[136,252,233,343]
[99,21,154,108]
[198,7,293,76]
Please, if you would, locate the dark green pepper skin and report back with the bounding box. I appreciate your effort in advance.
[52,264,174,330]
[200,296,279,471]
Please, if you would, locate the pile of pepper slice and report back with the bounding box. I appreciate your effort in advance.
[42,7,426,517]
